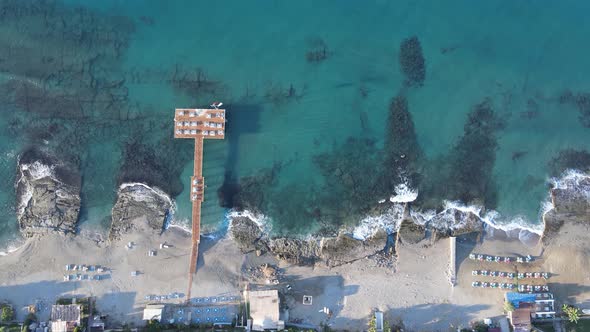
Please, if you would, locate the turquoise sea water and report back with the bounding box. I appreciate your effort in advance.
[0,1,589,246]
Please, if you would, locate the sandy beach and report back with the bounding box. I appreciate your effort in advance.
[1,218,590,331]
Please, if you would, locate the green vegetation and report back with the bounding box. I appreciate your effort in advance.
[533,323,556,332]
[146,319,162,332]
[566,319,590,332]
[0,325,22,332]
[1,305,14,322]
[503,301,515,313]
[23,313,36,327]
[56,298,73,305]
[368,315,377,332]
[562,304,581,324]
[471,321,489,332]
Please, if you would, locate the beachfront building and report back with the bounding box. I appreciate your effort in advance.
[143,304,165,322]
[247,290,285,331]
[50,305,81,332]
[509,307,532,332]
[505,292,556,321]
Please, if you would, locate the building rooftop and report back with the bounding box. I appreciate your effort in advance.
[510,308,532,332]
[51,304,81,323]
[143,304,165,321]
[249,290,283,331]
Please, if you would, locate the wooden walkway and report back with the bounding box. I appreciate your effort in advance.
[173,108,225,301]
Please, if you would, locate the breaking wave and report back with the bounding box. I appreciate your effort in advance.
[0,238,25,257]
[352,204,405,240]
[16,160,57,216]
[118,182,185,233]
[226,209,271,235]
[389,182,419,203]
[549,169,590,197]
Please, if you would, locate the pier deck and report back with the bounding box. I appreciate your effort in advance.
[174,107,226,300]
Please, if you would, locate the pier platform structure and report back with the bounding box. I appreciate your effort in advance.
[173,107,226,300]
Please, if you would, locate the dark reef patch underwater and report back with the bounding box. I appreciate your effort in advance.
[0,1,590,245]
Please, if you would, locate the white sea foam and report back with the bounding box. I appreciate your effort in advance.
[20,160,55,180]
[15,160,57,216]
[226,209,271,235]
[120,182,177,220]
[167,218,192,234]
[0,238,25,257]
[389,183,418,203]
[352,204,405,240]
[549,169,590,196]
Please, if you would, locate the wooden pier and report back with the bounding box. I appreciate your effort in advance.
[173,107,226,300]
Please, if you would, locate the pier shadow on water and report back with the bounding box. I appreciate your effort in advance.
[217,103,262,209]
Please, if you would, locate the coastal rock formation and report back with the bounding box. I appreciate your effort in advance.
[110,183,173,240]
[16,158,81,237]
[229,216,387,267]
[542,172,590,243]
[320,231,387,266]
[268,238,322,265]
[228,216,267,252]
[397,218,426,244]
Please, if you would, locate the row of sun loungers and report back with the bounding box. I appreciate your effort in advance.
[192,307,232,324]
[65,264,106,272]
[63,274,103,281]
[519,284,550,293]
[471,270,549,279]
[472,281,515,289]
[194,316,231,324]
[471,281,549,292]
[190,296,239,304]
[469,253,533,263]
[145,293,183,301]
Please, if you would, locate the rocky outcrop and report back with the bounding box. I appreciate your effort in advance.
[542,173,590,243]
[229,216,266,252]
[229,216,387,267]
[397,219,425,244]
[320,230,387,266]
[428,208,484,237]
[269,238,322,265]
[109,183,172,240]
[16,158,81,237]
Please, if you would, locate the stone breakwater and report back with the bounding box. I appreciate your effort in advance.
[15,158,81,237]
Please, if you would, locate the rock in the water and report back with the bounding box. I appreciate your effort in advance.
[110,183,172,240]
[16,159,81,237]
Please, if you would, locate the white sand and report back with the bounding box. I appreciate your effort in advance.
[0,222,242,326]
[1,222,589,331]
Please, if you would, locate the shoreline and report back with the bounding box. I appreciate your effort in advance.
[0,210,588,330]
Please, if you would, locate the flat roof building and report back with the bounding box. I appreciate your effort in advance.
[50,305,81,332]
[509,308,532,332]
[143,304,165,322]
[505,292,555,321]
[248,290,284,331]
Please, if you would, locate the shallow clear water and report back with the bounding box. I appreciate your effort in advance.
[0,0,589,245]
